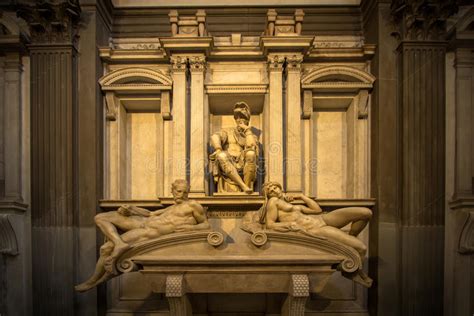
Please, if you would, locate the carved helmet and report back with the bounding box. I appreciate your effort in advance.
[233,101,251,121]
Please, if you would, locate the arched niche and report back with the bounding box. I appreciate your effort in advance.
[301,65,375,199]
[99,67,173,199]
[205,83,268,194]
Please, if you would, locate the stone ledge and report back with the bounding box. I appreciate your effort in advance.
[449,196,474,210]
[99,197,376,212]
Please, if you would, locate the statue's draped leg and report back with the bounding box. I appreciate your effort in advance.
[243,148,257,188]
[216,151,251,192]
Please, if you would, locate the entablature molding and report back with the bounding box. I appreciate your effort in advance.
[205,84,268,95]
[98,34,376,64]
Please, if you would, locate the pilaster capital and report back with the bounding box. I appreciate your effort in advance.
[285,54,303,74]
[391,0,457,41]
[170,55,188,73]
[17,0,82,46]
[268,54,285,72]
[189,55,206,73]
[3,54,22,74]
[454,48,474,68]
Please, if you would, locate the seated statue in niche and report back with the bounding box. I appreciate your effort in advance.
[75,179,210,292]
[209,101,259,194]
[243,181,373,287]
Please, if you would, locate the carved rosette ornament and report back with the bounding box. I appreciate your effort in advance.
[390,0,458,41]
[17,0,81,45]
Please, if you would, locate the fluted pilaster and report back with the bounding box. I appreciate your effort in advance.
[189,55,206,195]
[266,55,285,185]
[21,1,81,313]
[399,42,446,315]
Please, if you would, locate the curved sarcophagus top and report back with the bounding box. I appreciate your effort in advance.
[114,228,363,295]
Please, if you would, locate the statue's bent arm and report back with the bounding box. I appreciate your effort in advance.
[298,195,322,214]
[210,131,227,151]
[188,202,210,231]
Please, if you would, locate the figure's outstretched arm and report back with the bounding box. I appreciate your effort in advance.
[123,205,152,217]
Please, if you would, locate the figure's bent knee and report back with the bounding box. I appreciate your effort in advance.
[358,243,367,257]
[216,151,228,161]
[94,213,108,224]
[361,208,372,219]
[244,150,256,162]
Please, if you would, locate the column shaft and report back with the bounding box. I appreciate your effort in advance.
[267,56,284,185]
[189,56,206,195]
[285,62,303,193]
[3,54,23,201]
[171,57,188,184]
[30,46,76,314]
[454,49,474,197]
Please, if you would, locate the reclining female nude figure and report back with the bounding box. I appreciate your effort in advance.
[258,181,373,287]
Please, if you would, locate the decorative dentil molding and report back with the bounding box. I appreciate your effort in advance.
[17,0,81,45]
[391,0,458,41]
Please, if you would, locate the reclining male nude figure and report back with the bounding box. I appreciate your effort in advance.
[75,179,210,292]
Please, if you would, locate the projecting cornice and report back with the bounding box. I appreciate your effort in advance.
[391,0,458,41]
[111,0,361,8]
[17,0,81,46]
